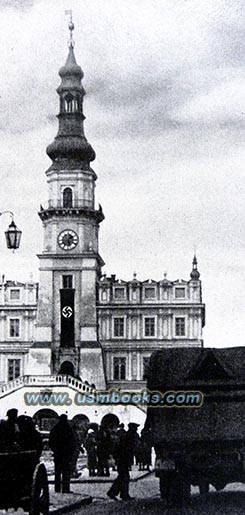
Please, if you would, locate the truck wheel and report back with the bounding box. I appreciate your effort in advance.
[199,482,209,495]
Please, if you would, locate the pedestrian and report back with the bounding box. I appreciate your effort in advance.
[17,415,43,458]
[70,422,84,478]
[128,423,140,470]
[97,425,112,476]
[84,429,97,476]
[116,423,126,439]
[49,414,76,493]
[107,422,140,501]
[139,428,152,471]
[5,408,21,450]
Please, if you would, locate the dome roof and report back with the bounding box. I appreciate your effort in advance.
[59,46,84,80]
[46,136,95,162]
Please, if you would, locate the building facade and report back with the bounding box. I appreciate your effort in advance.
[0,264,205,390]
[0,24,205,422]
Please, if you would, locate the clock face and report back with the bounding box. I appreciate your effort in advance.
[58,229,79,250]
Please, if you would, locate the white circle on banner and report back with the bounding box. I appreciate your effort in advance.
[62,306,73,318]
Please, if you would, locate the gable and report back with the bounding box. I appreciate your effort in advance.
[187,351,233,381]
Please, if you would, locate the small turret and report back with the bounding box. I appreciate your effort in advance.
[190,254,200,280]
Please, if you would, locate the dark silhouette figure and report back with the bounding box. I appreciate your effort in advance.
[17,415,43,458]
[97,425,111,476]
[107,422,140,501]
[137,428,152,470]
[49,414,76,493]
[5,408,21,450]
[0,420,8,451]
[116,423,126,439]
[84,429,97,476]
[70,423,84,478]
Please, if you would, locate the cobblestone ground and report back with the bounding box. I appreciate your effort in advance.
[42,451,245,514]
[70,479,245,515]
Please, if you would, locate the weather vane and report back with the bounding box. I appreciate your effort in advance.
[65,9,75,47]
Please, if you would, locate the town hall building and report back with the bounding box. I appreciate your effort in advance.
[0,22,205,425]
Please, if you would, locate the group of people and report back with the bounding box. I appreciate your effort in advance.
[49,415,152,500]
[0,408,152,501]
[0,408,43,457]
[84,423,152,477]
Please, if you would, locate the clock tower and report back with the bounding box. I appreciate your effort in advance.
[35,21,106,388]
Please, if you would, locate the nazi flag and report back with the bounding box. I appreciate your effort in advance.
[60,289,75,347]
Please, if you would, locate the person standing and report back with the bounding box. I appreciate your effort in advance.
[97,425,111,476]
[17,415,43,458]
[107,422,140,501]
[5,408,21,450]
[49,414,76,493]
[84,429,97,476]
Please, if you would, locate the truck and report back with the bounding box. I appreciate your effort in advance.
[145,347,245,504]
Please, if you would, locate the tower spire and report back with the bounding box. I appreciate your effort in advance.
[65,9,75,48]
[46,17,95,168]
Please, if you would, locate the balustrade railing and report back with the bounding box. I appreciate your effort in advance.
[47,199,93,209]
[0,374,95,397]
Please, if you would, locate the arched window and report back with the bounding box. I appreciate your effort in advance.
[63,93,79,113]
[64,93,74,113]
[63,187,73,208]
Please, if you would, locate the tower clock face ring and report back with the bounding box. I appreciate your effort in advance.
[58,229,79,250]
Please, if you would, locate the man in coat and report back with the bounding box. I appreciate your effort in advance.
[49,414,76,493]
[107,422,140,501]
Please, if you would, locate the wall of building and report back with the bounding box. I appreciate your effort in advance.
[0,272,205,389]
[98,275,205,389]
[0,280,38,383]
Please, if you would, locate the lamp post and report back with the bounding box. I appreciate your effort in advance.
[0,211,22,250]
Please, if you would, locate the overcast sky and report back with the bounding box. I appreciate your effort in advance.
[0,0,244,347]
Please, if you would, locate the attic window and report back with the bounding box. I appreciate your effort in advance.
[175,287,185,299]
[144,287,155,299]
[101,289,107,301]
[114,287,125,300]
[10,289,20,300]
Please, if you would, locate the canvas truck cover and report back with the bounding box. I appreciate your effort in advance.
[145,347,245,445]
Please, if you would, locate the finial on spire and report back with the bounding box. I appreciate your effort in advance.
[190,254,200,280]
[65,9,75,48]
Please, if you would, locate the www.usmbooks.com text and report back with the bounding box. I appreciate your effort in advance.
[24,389,203,407]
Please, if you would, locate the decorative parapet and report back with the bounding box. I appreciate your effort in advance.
[0,374,95,399]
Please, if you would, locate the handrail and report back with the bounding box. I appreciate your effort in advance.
[0,374,95,398]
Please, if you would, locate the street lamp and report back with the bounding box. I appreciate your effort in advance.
[0,211,22,250]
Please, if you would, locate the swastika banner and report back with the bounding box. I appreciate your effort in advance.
[60,289,75,347]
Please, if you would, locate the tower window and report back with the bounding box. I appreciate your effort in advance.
[113,357,126,380]
[62,275,73,289]
[63,187,73,208]
[64,93,78,113]
[8,359,21,381]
